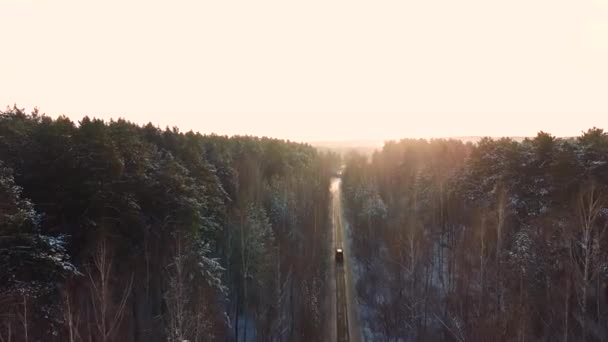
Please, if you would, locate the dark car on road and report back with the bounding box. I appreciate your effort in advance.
[335,248,344,262]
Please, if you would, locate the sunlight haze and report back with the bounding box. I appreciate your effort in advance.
[1,0,607,141]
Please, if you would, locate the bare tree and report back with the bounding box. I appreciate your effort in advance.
[0,295,15,342]
[494,184,508,328]
[164,232,191,342]
[569,182,607,340]
[87,239,133,342]
[18,294,28,342]
[62,282,82,342]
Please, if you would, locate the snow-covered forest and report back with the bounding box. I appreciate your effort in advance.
[4,103,608,342]
[342,130,608,341]
[0,106,338,342]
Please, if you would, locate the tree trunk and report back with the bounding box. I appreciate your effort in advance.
[564,277,570,342]
[234,291,240,342]
[22,295,28,342]
[582,231,590,341]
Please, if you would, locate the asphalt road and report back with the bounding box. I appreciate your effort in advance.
[326,177,362,342]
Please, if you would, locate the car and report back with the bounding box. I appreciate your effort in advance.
[335,248,344,262]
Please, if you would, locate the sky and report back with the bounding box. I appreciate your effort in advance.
[1,0,607,142]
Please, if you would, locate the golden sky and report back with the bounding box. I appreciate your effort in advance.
[1,0,607,141]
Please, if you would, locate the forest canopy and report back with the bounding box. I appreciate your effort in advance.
[3,104,608,341]
[342,129,608,341]
[0,106,337,342]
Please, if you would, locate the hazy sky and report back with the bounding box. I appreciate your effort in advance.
[1,0,607,141]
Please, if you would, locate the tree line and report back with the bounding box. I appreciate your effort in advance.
[0,106,338,342]
[342,129,608,341]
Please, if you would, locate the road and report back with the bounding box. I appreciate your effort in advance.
[325,177,362,342]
